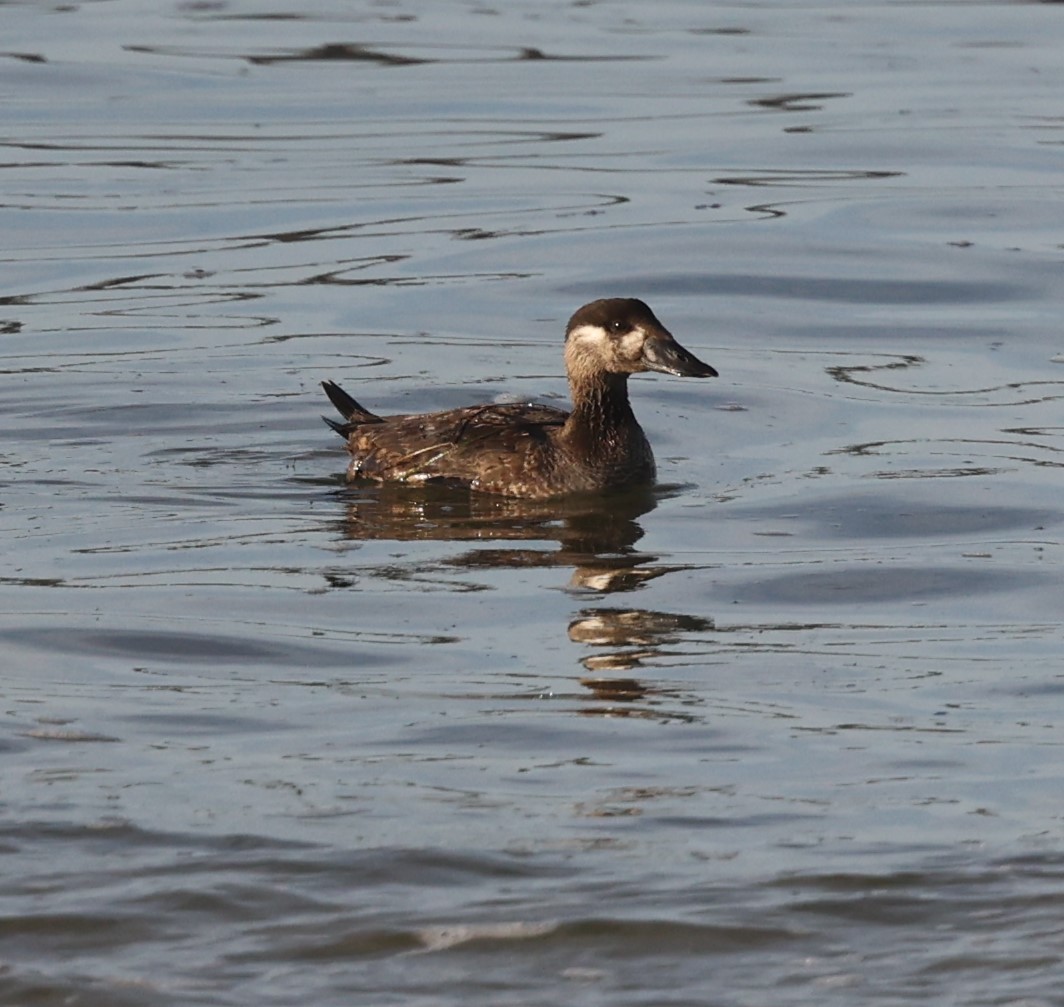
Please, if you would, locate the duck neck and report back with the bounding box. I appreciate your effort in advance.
[565,372,640,448]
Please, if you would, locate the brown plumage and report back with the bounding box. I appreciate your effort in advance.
[322,298,717,499]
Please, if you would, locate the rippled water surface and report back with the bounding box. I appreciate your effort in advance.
[3,1,1064,1004]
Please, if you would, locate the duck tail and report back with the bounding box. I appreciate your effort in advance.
[321,379,383,436]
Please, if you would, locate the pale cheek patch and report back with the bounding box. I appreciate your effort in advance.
[570,324,609,349]
[570,324,646,361]
[619,329,646,359]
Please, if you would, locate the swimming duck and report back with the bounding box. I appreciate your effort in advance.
[322,298,717,499]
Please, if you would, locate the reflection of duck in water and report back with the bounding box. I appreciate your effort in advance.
[334,481,655,547]
[322,298,717,499]
[332,481,675,593]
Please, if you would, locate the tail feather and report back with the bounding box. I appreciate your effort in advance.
[321,379,383,429]
[322,414,352,437]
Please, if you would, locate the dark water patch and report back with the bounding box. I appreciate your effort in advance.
[726,565,1045,607]
[652,810,823,832]
[792,322,1012,345]
[0,731,34,756]
[729,494,1059,541]
[991,677,1064,697]
[0,818,314,855]
[267,42,654,66]
[718,167,903,186]
[773,855,1064,963]
[114,711,299,735]
[0,973,159,1007]
[21,726,120,743]
[0,626,402,670]
[748,91,852,112]
[0,909,171,950]
[564,272,1029,305]
[243,923,425,961]
[246,43,432,67]
[380,718,621,751]
[0,575,67,588]
[239,914,803,966]
[537,917,802,955]
[0,50,47,64]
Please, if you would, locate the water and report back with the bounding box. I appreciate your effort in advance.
[3,1,1064,1003]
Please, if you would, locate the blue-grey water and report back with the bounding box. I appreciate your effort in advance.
[3,1,1064,1004]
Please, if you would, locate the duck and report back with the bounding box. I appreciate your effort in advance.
[322,298,717,500]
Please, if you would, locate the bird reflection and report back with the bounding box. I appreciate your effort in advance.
[329,482,710,722]
[570,608,713,721]
[333,481,673,592]
[571,607,715,671]
[569,607,715,647]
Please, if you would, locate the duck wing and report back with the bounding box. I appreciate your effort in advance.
[345,400,570,488]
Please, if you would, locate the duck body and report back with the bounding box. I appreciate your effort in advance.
[322,298,717,500]
[322,384,654,499]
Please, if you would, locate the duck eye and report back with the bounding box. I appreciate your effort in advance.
[608,319,626,334]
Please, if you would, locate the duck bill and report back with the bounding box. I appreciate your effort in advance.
[642,333,718,378]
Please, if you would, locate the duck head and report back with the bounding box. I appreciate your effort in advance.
[564,298,718,380]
